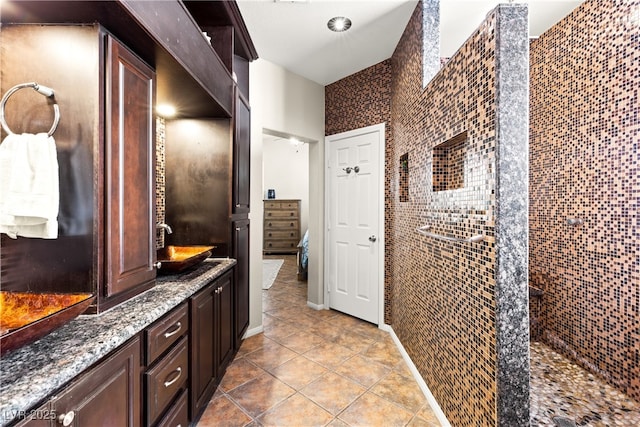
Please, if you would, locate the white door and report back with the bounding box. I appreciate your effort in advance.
[325,124,384,324]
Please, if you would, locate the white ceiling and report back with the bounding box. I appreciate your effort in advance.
[237,0,584,86]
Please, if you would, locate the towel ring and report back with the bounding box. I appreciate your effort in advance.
[0,82,60,137]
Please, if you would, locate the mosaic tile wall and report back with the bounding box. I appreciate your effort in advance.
[325,59,393,325]
[326,3,530,425]
[391,7,500,426]
[530,0,640,401]
[155,117,166,249]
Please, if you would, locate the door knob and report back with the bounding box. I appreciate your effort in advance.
[354,166,360,173]
[368,235,377,242]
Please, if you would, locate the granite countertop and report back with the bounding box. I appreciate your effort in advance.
[0,258,235,426]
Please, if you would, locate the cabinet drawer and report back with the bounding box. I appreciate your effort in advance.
[264,201,280,209]
[265,209,297,218]
[145,303,188,365]
[145,337,188,426]
[280,201,299,209]
[264,219,299,230]
[265,230,299,240]
[264,240,298,251]
[156,389,188,427]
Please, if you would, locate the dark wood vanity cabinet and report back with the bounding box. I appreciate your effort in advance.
[104,35,157,304]
[52,337,142,427]
[189,270,234,420]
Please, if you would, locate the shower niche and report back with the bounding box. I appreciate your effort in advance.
[432,131,467,192]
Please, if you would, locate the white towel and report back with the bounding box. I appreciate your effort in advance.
[0,132,59,239]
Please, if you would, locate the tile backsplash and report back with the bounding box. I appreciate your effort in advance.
[156,117,166,249]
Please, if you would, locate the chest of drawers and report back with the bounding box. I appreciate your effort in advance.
[263,199,301,254]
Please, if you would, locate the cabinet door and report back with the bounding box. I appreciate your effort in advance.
[232,219,250,349]
[232,90,250,214]
[105,35,156,297]
[189,285,215,419]
[52,336,141,427]
[217,272,234,371]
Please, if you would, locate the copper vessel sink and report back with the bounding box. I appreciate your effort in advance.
[0,292,94,355]
[156,245,215,274]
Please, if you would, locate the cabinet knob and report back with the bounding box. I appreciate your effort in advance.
[290,212,294,216]
[268,233,272,237]
[268,212,272,216]
[290,223,294,227]
[58,411,75,426]
[154,262,162,269]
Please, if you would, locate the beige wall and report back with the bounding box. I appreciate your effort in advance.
[247,59,325,332]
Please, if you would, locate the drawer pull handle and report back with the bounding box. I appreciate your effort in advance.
[164,367,182,388]
[163,322,182,338]
[58,411,75,426]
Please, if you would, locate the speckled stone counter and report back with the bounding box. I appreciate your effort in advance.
[0,258,235,427]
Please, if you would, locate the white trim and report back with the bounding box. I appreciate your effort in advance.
[324,122,386,325]
[307,301,325,310]
[243,325,264,339]
[380,324,452,427]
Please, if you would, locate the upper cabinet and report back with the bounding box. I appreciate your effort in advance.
[233,90,251,215]
[104,36,157,301]
[0,24,157,312]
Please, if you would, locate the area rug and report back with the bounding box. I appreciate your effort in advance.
[262,259,284,290]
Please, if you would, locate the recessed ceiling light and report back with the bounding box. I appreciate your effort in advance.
[327,16,352,32]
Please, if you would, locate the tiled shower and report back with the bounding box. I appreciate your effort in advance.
[528,0,639,424]
[326,0,639,425]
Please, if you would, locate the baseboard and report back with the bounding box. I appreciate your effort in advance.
[243,325,263,339]
[380,324,451,427]
[306,301,325,310]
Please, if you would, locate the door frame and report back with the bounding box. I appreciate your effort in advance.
[324,122,385,325]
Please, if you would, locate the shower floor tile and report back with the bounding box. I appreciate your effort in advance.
[530,341,640,426]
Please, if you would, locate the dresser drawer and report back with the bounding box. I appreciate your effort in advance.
[156,389,188,427]
[265,209,298,218]
[264,240,298,251]
[145,336,188,426]
[145,303,188,365]
[265,219,299,230]
[264,201,281,209]
[265,230,299,239]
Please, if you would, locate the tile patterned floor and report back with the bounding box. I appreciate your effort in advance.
[197,255,441,427]
[530,341,640,426]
